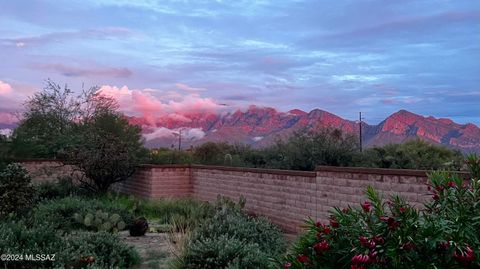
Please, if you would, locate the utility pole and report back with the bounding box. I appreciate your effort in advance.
[178,129,182,151]
[359,112,364,152]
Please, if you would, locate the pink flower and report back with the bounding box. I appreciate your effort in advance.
[379,216,389,222]
[284,262,292,269]
[361,201,371,212]
[330,217,339,228]
[453,245,475,264]
[399,207,407,214]
[437,241,450,251]
[313,240,330,253]
[401,241,415,251]
[323,226,331,235]
[447,181,457,188]
[351,254,370,264]
[297,254,309,264]
[359,236,368,245]
[372,236,384,245]
[387,217,400,230]
[359,236,376,249]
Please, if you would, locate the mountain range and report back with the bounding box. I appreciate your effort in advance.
[127,106,480,153]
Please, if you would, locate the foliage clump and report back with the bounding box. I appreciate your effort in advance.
[281,154,480,269]
[360,139,464,170]
[31,196,133,232]
[0,163,35,218]
[174,196,286,269]
[0,220,140,269]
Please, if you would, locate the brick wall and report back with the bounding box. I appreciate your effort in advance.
[18,160,469,233]
[114,165,192,198]
[191,165,316,233]
[18,160,75,183]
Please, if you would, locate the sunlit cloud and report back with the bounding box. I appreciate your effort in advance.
[98,84,229,125]
[0,81,12,95]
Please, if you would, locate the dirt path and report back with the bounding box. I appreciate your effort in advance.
[119,231,173,269]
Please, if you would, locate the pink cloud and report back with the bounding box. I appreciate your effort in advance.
[98,84,229,125]
[0,81,12,95]
[0,112,17,124]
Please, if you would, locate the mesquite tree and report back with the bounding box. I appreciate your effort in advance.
[12,79,147,193]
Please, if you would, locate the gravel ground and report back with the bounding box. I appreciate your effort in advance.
[119,231,173,269]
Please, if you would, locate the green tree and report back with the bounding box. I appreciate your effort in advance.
[63,111,147,193]
[193,142,235,165]
[0,134,11,170]
[10,80,81,158]
[360,139,464,170]
[11,79,146,193]
[258,128,360,170]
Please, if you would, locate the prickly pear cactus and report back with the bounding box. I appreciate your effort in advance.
[73,210,126,233]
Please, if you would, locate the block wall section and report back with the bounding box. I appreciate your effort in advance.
[191,166,317,233]
[113,166,153,198]
[149,166,192,198]
[314,167,431,224]
[19,160,75,183]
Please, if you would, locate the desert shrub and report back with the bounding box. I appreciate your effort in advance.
[0,220,64,268]
[34,176,85,201]
[31,196,133,232]
[181,234,272,269]
[0,220,140,268]
[176,196,285,269]
[0,163,35,218]
[60,231,141,268]
[281,155,480,269]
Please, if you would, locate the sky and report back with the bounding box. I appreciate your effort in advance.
[0,0,479,125]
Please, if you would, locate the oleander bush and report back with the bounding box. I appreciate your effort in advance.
[281,154,480,269]
[174,196,286,269]
[0,163,35,218]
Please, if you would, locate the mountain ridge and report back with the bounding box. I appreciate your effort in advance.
[1,107,478,152]
[127,106,480,153]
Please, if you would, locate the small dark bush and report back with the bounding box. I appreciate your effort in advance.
[0,163,35,218]
[129,217,149,236]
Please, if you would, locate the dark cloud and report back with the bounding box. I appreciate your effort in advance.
[28,63,132,78]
